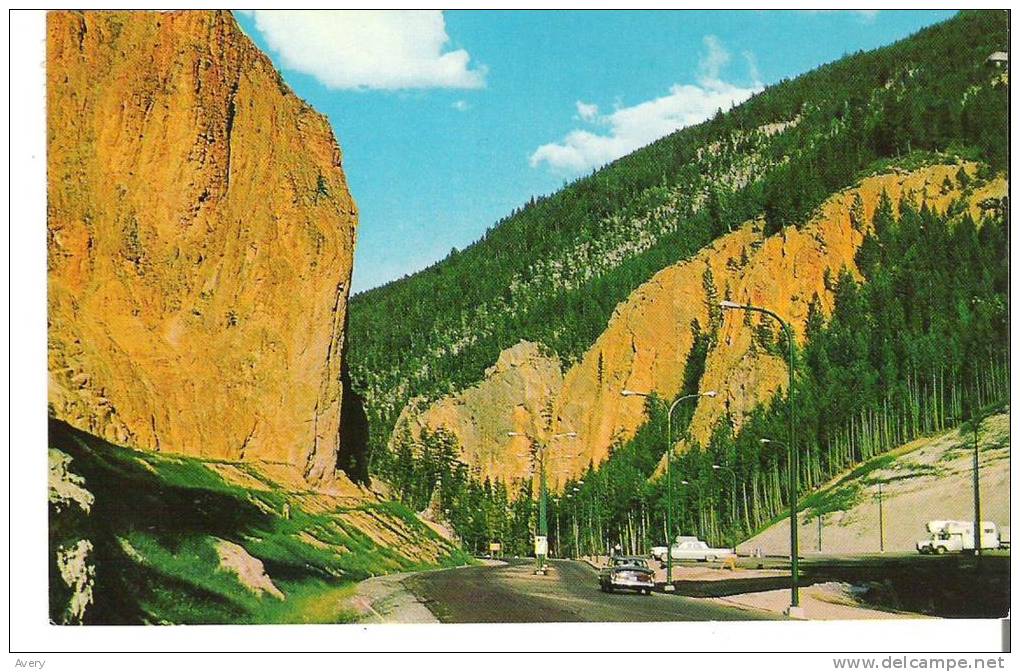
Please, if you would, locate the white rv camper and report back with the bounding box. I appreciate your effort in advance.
[916,520,1000,554]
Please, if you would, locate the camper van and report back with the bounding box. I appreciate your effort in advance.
[916,520,1001,554]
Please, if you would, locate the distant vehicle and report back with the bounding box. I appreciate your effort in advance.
[916,520,1001,554]
[650,545,669,562]
[669,537,736,562]
[599,556,655,594]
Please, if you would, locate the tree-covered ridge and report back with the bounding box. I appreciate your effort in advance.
[376,180,1008,556]
[348,10,1007,466]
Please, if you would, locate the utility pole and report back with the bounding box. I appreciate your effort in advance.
[878,482,884,553]
[818,513,822,553]
[508,430,576,574]
[970,304,984,558]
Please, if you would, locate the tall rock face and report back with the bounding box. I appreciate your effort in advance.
[550,163,1006,483]
[396,164,1006,488]
[47,11,359,481]
[391,341,563,484]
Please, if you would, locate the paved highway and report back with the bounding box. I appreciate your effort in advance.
[401,559,778,623]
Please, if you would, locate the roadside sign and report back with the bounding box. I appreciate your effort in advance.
[489,542,502,553]
[534,535,548,557]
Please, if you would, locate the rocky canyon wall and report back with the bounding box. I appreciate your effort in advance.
[47,10,359,481]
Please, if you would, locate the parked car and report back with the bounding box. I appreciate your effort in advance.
[599,556,655,594]
[669,537,736,562]
[650,545,669,562]
[916,520,1001,554]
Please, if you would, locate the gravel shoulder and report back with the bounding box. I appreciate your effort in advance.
[349,560,506,623]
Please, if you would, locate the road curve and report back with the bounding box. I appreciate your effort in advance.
[401,559,778,623]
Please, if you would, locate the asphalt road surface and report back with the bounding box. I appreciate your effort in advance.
[402,559,778,623]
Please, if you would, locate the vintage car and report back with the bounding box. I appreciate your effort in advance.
[599,556,655,594]
[669,537,736,562]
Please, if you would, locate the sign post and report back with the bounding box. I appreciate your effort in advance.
[534,535,548,574]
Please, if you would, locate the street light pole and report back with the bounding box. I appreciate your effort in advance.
[622,389,717,592]
[973,409,983,557]
[722,300,801,618]
[761,434,802,616]
[507,429,576,575]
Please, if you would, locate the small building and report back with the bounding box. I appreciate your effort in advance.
[986,51,1008,68]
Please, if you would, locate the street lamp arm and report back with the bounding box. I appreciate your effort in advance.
[679,479,704,494]
[720,302,794,349]
[668,393,697,419]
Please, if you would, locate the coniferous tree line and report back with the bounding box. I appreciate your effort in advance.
[558,187,1007,555]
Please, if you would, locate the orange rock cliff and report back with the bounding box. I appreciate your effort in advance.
[47,10,360,482]
[393,164,1006,489]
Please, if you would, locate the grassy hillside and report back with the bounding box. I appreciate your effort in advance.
[348,10,1008,464]
[48,418,469,625]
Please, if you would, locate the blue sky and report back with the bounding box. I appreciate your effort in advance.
[233,10,957,293]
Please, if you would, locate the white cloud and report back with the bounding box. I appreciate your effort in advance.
[697,35,730,88]
[245,10,486,90]
[530,36,762,175]
[742,50,761,88]
[575,100,599,122]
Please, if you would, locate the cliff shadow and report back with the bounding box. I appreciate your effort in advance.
[49,418,297,624]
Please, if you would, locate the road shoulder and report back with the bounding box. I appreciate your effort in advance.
[348,571,441,623]
[349,560,506,623]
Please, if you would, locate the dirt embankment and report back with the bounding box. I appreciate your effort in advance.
[739,412,1010,556]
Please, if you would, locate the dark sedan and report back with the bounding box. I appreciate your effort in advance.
[598,556,655,594]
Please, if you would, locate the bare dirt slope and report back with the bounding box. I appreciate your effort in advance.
[738,412,1009,555]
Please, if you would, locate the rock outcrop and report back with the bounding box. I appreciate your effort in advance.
[396,164,1006,488]
[390,341,563,484]
[47,10,358,481]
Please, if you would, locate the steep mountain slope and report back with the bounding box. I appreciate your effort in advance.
[351,11,1008,476]
[395,163,1006,486]
[47,10,360,482]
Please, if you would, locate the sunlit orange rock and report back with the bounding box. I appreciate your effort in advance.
[47,10,358,482]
